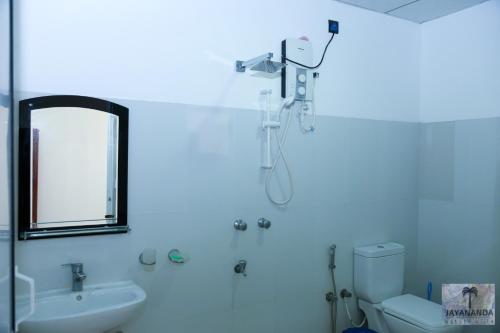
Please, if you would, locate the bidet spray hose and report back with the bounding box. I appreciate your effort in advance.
[343,297,367,328]
[330,270,338,333]
[329,245,338,333]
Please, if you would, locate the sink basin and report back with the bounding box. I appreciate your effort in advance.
[19,281,146,333]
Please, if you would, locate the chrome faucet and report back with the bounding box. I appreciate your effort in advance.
[62,263,87,292]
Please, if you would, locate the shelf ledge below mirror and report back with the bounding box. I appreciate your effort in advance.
[19,225,130,241]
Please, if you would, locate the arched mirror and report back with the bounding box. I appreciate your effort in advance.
[18,95,129,240]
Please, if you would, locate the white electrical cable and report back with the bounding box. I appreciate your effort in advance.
[265,100,295,206]
[342,297,367,328]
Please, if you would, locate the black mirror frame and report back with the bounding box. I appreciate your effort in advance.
[18,95,129,240]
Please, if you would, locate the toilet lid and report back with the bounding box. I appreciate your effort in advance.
[382,294,447,330]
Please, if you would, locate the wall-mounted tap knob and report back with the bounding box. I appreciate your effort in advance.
[234,219,247,231]
[234,260,247,276]
[340,289,352,298]
[257,218,271,229]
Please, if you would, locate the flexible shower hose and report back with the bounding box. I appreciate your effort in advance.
[265,101,294,206]
[343,297,367,328]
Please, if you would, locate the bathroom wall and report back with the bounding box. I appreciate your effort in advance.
[0,105,8,230]
[0,1,12,331]
[14,0,420,121]
[0,101,12,333]
[419,0,500,123]
[16,100,420,333]
[14,1,423,332]
[0,0,10,228]
[0,102,11,333]
[417,2,500,332]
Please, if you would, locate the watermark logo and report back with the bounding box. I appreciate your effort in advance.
[443,284,495,325]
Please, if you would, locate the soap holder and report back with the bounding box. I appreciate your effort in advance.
[168,249,188,264]
[139,248,157,266]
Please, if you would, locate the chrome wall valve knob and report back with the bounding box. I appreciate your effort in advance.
[257,218,271,229]
[233,219,247,231]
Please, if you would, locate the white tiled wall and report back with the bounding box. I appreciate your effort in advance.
[16,101,420,333]
[420,0,500,122]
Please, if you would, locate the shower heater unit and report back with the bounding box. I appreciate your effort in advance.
[281,37,314,101]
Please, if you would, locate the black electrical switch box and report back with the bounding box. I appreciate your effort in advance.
[329,20,339,34]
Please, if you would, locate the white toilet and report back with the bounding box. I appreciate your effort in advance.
[353,242,463,333]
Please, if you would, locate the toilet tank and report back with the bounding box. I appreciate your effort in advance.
[354,242,405,303]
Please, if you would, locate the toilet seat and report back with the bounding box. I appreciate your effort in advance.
[382,294,450,331]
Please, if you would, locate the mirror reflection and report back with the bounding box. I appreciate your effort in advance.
[29,107,119,228]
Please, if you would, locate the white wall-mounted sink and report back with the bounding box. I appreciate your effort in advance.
[19,281,146,333]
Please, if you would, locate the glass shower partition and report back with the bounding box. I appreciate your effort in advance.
[0,0,14,332]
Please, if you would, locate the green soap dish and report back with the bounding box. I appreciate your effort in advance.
[168,249,187,264]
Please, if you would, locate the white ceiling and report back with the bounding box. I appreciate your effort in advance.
[336,0,490,23]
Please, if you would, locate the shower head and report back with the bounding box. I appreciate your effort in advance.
[235,52,284,73]
[250,59,285,73]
